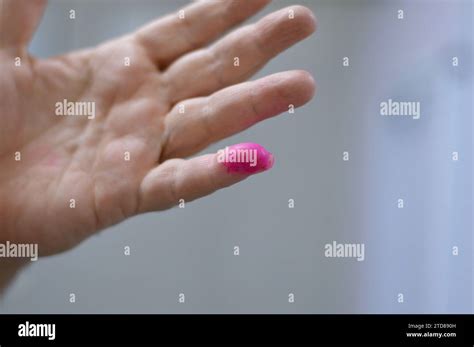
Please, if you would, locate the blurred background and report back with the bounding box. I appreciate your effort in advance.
[0,0,472,313]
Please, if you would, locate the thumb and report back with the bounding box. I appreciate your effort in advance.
[138,143,275,212]
[0,0,47,50]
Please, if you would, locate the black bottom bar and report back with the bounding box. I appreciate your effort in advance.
[0,314,472,345]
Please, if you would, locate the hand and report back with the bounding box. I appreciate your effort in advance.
[0,0,316,269]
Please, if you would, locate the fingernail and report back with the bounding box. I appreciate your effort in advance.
[217,142,275,174]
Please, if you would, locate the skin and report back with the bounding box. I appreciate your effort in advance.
[0,0,316,293]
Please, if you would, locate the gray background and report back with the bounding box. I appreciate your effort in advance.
[1,0,472,313]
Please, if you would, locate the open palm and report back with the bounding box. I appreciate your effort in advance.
[0,0,316,256]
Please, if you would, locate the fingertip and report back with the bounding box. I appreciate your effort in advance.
[217,143,275,175]
[256,5,317,58]
[295,70,317,103]
[266,152,275,170]
[288,5,317,37]
[278,70,316,107]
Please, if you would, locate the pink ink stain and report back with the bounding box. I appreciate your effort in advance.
[218,142,275,174]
